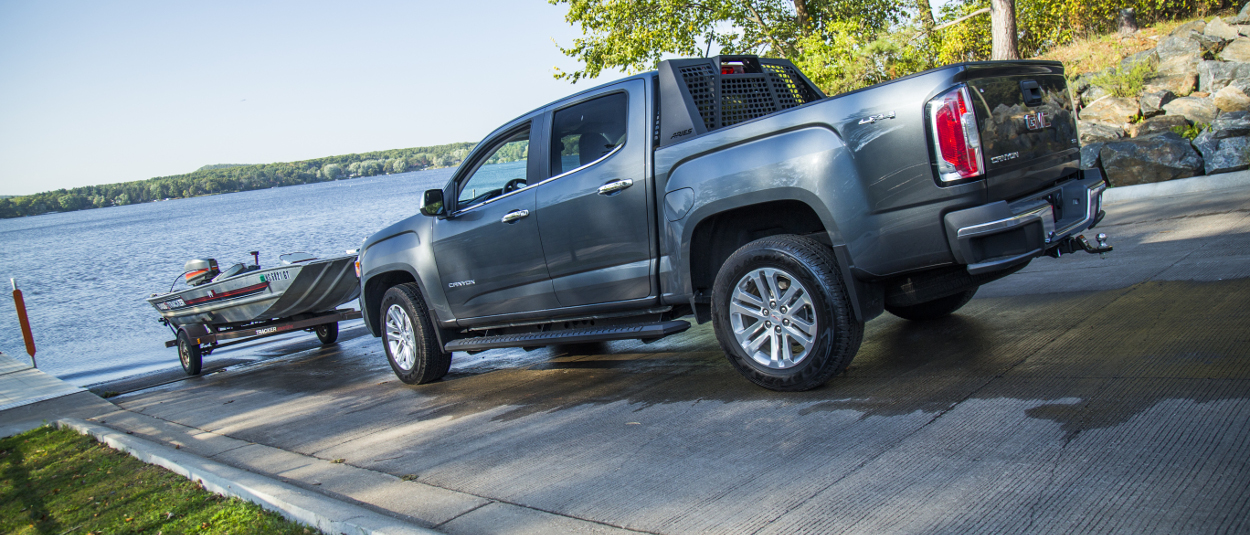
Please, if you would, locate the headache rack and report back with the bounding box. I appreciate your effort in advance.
[657,55,825,148]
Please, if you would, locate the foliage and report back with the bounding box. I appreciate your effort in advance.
[937,0,1224,63]
[549,0,903,82]
[1091,59,1156,98]
[0,141,476,219]
[553,0,1230,96]
[793,21,938,96]
[0,426,318,534]
[1171,122,1207,140]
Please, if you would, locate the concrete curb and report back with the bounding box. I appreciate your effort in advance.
[1104,169,1250,203]
[55,418,443,535]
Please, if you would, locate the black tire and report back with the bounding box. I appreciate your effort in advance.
[886,288,977,321]
[379,283,451,384]
[711,235,864,392]
[177,330,202,376]
[315,321,339,344]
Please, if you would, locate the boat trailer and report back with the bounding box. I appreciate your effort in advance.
[161,308,363,375]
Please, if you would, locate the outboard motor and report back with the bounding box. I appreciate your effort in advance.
[184,259,219,286]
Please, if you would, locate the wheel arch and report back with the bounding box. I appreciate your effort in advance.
[679,195,875,323]
[362,267,417,335]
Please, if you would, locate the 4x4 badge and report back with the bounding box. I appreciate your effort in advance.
[858,111,896,124]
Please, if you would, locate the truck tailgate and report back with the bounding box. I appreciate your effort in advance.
[964,62,1081,201]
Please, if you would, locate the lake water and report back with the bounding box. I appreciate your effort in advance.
[0,168,455,386]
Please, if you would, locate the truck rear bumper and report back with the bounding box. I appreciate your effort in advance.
[943,169,1106,275]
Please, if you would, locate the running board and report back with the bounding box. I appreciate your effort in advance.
[444,320,691,352]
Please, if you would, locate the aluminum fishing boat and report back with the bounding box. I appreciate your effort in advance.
[147,252,363,376]
[147,252,360,327]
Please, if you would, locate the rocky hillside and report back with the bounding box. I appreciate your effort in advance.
[1075,4,1250,186]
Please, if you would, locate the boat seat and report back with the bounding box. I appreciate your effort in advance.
[211,263,258,282]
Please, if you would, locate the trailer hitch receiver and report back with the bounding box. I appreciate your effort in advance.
[1048,233,1112,258]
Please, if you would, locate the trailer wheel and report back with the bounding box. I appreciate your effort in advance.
[712,235,863,392]
[315,322,339,344]
[177,330,202,376]
[380,283,451,384]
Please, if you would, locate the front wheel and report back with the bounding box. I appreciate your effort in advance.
[712,235,864,392]
[177,330,202,376]
[380,283,451,384]
[315,322,339,344]
[886,288,977,321]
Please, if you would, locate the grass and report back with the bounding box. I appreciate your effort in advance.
[1172,122,1208,140]
[1,426,320,535]
[1036,14,1224,78]
[1090,58,1156,98]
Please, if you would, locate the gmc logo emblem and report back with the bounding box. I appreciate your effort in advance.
[1024,112,1052,131]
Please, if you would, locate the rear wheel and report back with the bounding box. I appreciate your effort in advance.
[177,330,202,376]
[315,322,339,344]
[886,288,977,321]
[712,235,864,392]
[380,283,451,384]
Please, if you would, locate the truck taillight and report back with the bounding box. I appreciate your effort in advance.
[928,85,983,183]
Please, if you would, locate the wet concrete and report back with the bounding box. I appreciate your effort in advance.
[105,185,1250,534]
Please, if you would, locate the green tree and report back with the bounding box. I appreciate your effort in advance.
[550,0,903,82]
[322,163,343,180]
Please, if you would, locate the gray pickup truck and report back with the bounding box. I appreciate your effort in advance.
[356,55,1111,391]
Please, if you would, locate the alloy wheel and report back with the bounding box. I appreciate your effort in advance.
[728,267,818,369]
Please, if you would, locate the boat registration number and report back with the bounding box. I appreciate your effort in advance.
[157,297,187,310]
[260,270,291,283]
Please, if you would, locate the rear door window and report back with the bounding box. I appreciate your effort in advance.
[549,93,627,177]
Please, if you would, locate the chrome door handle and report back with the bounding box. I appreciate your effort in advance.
[501,209,530,224]
[597,179,634,195]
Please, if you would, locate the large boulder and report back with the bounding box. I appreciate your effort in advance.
[1155,53,1202,76]
[1155,35,1202,65]
[1143,72,1197,95]
[1120,50,1158,72]
[1193,131,1250,174]
[1198,60,1250,93]
[1126,115,1190,138]
[1079,120,1126,144]
[1206,17,1242,40]
[1208,111,1250,138]
[1099,133,1204,186]
[1082,85,1110,106]
[1170,20,1206,36]
[1191,31,1230,56]
[1161,96,1219,124]
[1230,3,1250,24]
[1220,38,1250,62]
[1213,85,1250,112]
[1080,96,1139,124]
[1081,142,1105,170]
[1140,90,1176,117]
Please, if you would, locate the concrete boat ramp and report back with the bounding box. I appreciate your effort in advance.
[3,171,1250,534]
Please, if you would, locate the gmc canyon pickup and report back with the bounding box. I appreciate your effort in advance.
[356,55,1111,391]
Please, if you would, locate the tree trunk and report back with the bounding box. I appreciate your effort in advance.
[990,0,1019,60]
[793,0,811,35]
[1117,8,1139,35]
[916,0,935,28]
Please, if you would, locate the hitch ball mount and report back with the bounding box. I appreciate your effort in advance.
[1048,233,1112,258]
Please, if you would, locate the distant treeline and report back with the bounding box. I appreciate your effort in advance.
[0,141,477,219]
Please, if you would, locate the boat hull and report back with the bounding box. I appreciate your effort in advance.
[147,255,360,327]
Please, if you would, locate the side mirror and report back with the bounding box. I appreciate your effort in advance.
[420,189,445,217]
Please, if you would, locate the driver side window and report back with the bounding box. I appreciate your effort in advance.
[457,127,531,209]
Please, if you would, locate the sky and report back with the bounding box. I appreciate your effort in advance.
[0,1,623,196]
